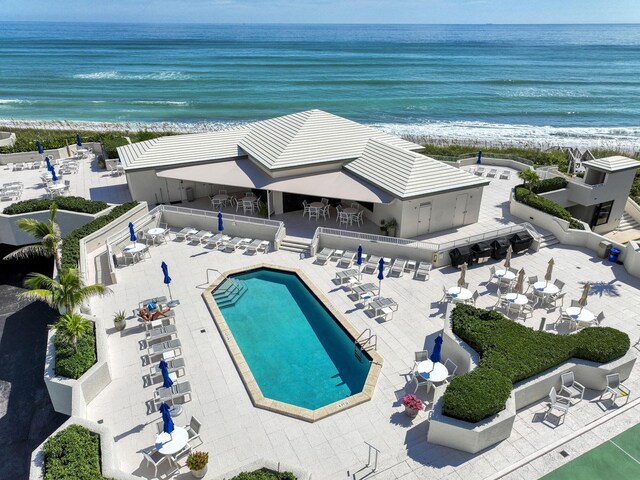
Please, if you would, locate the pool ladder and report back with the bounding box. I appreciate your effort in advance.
[212,278,247,308]
[354,328,377,361]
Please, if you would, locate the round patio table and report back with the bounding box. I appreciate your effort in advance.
[505,293,528,305]
[123,243,147,254]
[417,360,448,382]
[565,307,595,322]
[447,286,472,301]
[533,281,559,295]
[155,427,188,456]
[495,269,516,280]
[342,207,358,215]
[310,202,324,208]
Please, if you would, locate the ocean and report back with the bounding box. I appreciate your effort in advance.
[1,22,639,150]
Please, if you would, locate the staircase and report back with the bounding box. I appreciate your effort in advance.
[616,212,640,233]
[212,278,247,308]
[279,236,312,255]
[538,232,559,249]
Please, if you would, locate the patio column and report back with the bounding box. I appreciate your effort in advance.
[267,189,271,219]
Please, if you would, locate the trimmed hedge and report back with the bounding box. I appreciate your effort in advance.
[531,177,568,194]
[230,470,296,480]
[514,186,585,230]
[54,326,97,379]
[442,304,629,422]
[60,201,138,271]
[3,196,108,215]
[43,424,106,480]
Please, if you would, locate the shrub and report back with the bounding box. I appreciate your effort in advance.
[60,201,138,271]
[3,196,108,215]
[43,424,105,480]
[230,470,297,480]
[443,304,630,422]
[186,451,209,471]
[442,368,512,423]
[514,186,585,230]
[54,325,97,379]
[531,177,568,194]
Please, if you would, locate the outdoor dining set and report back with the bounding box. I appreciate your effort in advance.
[302,199,366,227]
[210,189,263,215]
[0,181,23,201]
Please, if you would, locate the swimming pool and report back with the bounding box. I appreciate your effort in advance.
[205,266,381,420]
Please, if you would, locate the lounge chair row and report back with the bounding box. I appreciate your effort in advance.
[316,248,432,280]
[473,167,511,179]
[174,227,270,254]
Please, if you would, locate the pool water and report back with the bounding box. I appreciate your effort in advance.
[213,268,371,410]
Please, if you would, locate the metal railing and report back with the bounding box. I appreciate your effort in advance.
[312,227,439,251]
[160,204,283,227]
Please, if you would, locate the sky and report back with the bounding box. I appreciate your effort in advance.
[3,0,640,24]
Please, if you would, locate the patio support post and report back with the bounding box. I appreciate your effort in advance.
[267,189,271,219]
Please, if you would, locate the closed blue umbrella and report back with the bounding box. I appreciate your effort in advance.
[430,334,443,363]
[377,257,384,296]
[217,211,224,232]
[477,150,482,164]
[159,402,174,434]
[357,244,363,280]
[128,222,137,245]
[159,360,173,388]
[36,140,43,154]
[76,134,82,147]
[45,156,52,171]
[50,166,58,182]
[161,261,172,301]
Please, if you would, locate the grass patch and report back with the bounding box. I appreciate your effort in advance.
[54,326,96,379]
[442,304,629,423]
[43,424,106,480]
[3,196,108,215]
[421,144,568,168]
[60,201,138,271]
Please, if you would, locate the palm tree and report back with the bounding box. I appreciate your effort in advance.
[518,169,540,191]
[20,268,111,313]
[3,204,62,272]
[54,313,93,351]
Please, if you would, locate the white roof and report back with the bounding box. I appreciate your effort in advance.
[345,139,489,198]
[117,126,250,170]
[583,155,640,172]
[157,158,394,204]
[239,109,423,170]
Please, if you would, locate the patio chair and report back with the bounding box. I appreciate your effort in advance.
[487,265,497,283]
[225,237,249,252]
[595,311,605,326]
[555,308,574,331]
[154,381,192,407]
[245,239,264,255]
[525,275,538,292]
[335,204,343,221]
[174,227,195,241]
[486,168,498,178]
[467,290,479,306]
[184,416,203,447]
[554,279,565,290]
[146,324,178,344]
[337,250,357,268]
[414,262,431,281]
[150,357,186,383]
[543,387,571,423]
[443,359,458,384]
[601,374,631,406]
[440,286,453,303]
[142,448,172,478]
[411,370,430,393]
[338,212,350,228]
[308,207,319,221]
[550,291,566,309]
[315,248,335,265]
[363,255,381,273]
[354,210,364,226]
[204,233,224,249]
[189,230,213,244]
[410,350,429,373]
[474,166,485,176]
[302,200,311,217]
[499,170,511,180]
[570,299,581,308]
[389,258,407,277]
[560,372,585,403]
[321,197,329,206]
[150,339,182,359]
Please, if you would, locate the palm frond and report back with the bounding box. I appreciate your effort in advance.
[80,284,112,298]
[23,272,59,291]
[19,289,55,307]
[3,245,52,262]
[15,218,54,241]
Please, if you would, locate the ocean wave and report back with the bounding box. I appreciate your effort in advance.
[0,117,638,152]
[498,88,590,98]
[73,71,192,81]
[132,100,190,106]
[0,99,31,104]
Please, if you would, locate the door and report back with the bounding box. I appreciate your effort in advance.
[453,194,468,226]
[417,202,432,235]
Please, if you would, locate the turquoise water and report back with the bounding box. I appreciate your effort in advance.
[1,22,640,149]
[213,268,371,410]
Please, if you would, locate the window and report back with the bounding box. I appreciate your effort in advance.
[593,200,614,226]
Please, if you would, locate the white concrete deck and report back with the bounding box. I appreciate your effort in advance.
[86,235,640,480]
[0,157,131,210]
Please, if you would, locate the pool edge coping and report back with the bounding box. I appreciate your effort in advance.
[201,262,383,423]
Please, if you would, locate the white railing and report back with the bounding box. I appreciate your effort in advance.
[275,223,286,249]
[160,204,282,227]
[313,227,439,251]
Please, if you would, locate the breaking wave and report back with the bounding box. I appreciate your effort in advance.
[73,71,192,81]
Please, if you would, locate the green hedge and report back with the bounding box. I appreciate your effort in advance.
[3,196,108,215]
[54,327,97,379]
[43,424,106,480]
[514,186,585,230]
[531,177,568,194]
[442,305,629,422]
[60,201,138,271]
[230,470,296,480]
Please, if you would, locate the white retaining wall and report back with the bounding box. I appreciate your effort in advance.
[0,141,104,165]
[0,131,16,147]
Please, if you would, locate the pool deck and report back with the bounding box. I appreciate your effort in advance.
[86,232,640,479]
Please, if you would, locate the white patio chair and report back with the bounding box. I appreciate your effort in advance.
[308,207,319,221]
[409,350,429,374]
[302,200,310,217]
[338,212,350,228]
[142,448,172,478]
[487,265,497,283]
[414,262,431,281]
[184,416,203,447]
[440,286,453,303]
[321,197,329,206]
[560,372,585,403]
[363,255,381,273]
[595,311,605,326]
[467,290,479,306]
[554,279,565,290]
[601,374,631,406]
[320,204,330,220]
[242,200,254,214]
[443,359,458,383]
[543,387,571,423]
[412,370,430,393]
[335,204,343,221]
[354,210,364,226]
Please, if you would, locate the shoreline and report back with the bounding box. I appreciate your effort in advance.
[1,117,639,153]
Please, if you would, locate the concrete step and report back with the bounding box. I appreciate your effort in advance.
[538,233,559,249]
[616,213,640,232]
[280,236,312,254]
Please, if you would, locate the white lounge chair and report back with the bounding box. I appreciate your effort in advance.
[474,166,485,176]
[225,237,250,252]
[486,168,498,178]
[204,233,223,249]
[187,230,212,244]
[174,227,196,241]
[337,250,356,268]
[389,258,407,276]
[315,248,335,265]
[499,170,511,180]
[414,262,431,281]
[245,239,263,255]
[363,255,381,273]
[154,381,192,407]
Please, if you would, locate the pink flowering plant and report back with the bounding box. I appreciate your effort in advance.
[402,394,424,411]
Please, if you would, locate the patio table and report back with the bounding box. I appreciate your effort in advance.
[566,307,595,323]
[155,427,189,456]
[211,194,229,208]
[342,207,358,215]
[147,227,166,244]
[124,243,147,254]
[447,286,472,301]
[417,360,448,383]
[309,202,324,208]
[505,293,528,305]
[533,281,559,296]
[495,269,516,280]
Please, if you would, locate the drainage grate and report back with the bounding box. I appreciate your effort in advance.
[200,329,206,333]
[97,419,104,424]
[559,450,569,457]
